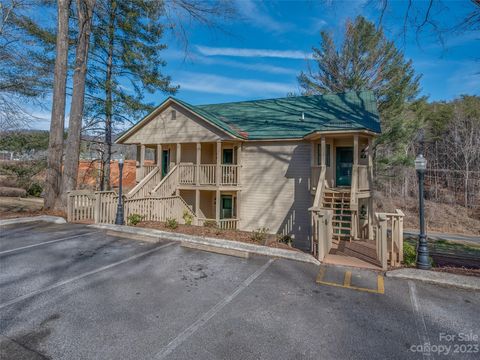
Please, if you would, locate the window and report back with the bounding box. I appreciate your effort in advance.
[222,149,233,164]
[171,110,176,120]
[317,143,331,167]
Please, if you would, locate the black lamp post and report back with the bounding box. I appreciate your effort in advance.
[115,154,125,225]
[415,153,430,269]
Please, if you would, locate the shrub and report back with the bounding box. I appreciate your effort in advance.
[203,220,218,228]
[27,182,43,197]
[251,227,269,243]
[165,217,178,229]
[183,210,194,225]
[127,213,144,226]
[277,234,293,247]
[403,242,416,266]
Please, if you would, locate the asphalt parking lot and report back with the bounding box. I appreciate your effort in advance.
[0,222,479,360]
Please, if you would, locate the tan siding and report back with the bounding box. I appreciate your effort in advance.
[239,141,312,250]
[125,104,229,144]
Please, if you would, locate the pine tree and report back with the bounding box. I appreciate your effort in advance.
[84,0,178,190]
[298,16,421,164]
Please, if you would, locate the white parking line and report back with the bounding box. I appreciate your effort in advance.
[0,232,100,256]
[409,280,434,360]
[155,258,275,360]
[0,242,175,310]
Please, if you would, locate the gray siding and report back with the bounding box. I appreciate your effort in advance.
[239,141,312,250]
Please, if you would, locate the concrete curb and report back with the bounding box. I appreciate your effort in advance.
[386,268,480,291]
[89,224,320,266]
[0,215,67,227]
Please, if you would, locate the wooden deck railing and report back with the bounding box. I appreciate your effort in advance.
[221,165,239,185]
[178,163,196,185]
[94,191,118,224]
[199,164,216,185]
[311,165,321,192]
[310,208,333,261]
[374,209,405,269]
[312,165,327,208]
[151,165,178,197]
[127,166,162,199]
[124,196,195,223]
[198,218,239,230]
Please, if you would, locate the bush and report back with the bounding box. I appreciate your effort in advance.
[403,242,416,266]
[183,210,194,225]
[277,234,293,247]
[251,227,269,243]
[27,183,43,197]
[165,217,178,229]
[127,213,144,226]
[203,220,218,228]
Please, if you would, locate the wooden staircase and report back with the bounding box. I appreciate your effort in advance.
[322,189,352,241]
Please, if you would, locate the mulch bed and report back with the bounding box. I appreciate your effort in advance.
[430,266,480,278]
[0,209,67,220]
[137,221,301,252]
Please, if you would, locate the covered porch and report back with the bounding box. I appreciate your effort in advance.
[136,141,242,188]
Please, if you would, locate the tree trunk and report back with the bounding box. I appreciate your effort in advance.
[44,0,71,209]
[102,0,116,191]
[61,0,96,207]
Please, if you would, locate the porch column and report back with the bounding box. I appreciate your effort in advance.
[368,137,374,179]
[353,135,359,165]
[196,142,201,185]
[140,144,145,178]
[195,189,200,225]
[157,143,162,165]
[216,140,221,186]
[236,191,241,226]
[215,189,220,224]
[176,143,181,164]
[367,136,374,240]
[236,143,242,185]
[320,136,326,166]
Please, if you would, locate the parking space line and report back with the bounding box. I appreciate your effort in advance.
[155,258,275,360]
[0,232,100,256]
[0,242,175,311]
[316,267,385,294]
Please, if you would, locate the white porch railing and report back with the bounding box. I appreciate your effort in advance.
[124,196,195,223]
[198,218,239,230]
[199,164,216,185]
[221,165,239,185]
[374,209,405,269]
[178,163,196,185]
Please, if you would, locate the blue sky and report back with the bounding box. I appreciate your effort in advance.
[32,0,479,129]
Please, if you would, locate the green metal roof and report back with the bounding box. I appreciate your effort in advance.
[179,90,380,140]
[118,90,381,143]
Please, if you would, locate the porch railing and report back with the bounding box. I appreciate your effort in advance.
[310,207,333,261]
[176,163,240,186]
[374,209,405,269]
[357,165,369,191]
[178,163,196,185]
[198,218,239,230]
[199,164,216,185]
[151,165,179,197]
[221,165,239,185]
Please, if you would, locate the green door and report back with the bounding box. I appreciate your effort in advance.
[222,149,233,164]
[336,147,353,186]
[162,150,170,176]
[221,195,233,219]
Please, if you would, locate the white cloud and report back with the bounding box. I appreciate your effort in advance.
[176,72,295,97]
[234,0,294,33]
[196,45,312,60]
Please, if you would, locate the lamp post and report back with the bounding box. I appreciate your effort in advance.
[115,154,125,225]
[415,153,430,269]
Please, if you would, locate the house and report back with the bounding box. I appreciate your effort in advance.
[109,90,404,268]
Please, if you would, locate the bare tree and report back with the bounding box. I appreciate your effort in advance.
[61,0,96,206]
[44,0,71,209]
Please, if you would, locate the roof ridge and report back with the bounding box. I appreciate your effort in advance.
[195,90,374,107]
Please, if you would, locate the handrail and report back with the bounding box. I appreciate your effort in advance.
[127,166,161,199]
[374,209,405,269]
[198,217,239,230]
[312,165,327,208]
[309,208,333,261]
[151,165,178,197]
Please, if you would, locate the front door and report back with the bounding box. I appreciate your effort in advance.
[162,149,170,176]
[221,195,233,219]
[336,147,353,186]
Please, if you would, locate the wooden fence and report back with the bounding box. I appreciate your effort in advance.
[374,209,405,269]
[67,190,195,225]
